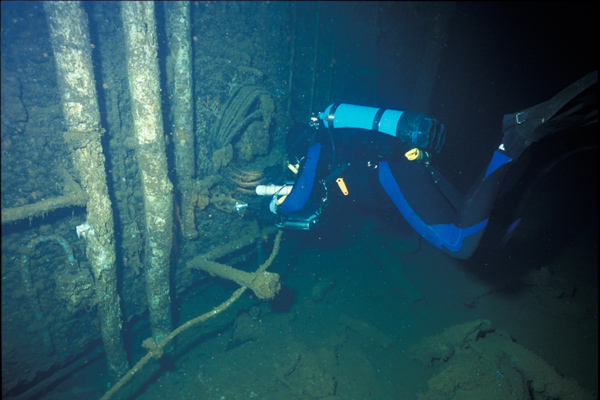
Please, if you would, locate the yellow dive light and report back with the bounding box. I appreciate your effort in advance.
[405,148,430,162]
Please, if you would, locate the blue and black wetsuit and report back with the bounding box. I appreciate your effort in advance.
[276,71,597,259]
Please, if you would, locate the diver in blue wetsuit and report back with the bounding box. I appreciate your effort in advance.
[257,71,598,259]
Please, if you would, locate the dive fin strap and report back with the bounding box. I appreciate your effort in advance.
[502,70,598,142]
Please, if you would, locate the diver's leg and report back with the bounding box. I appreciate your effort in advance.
[448,71,598,258]
[382,72,597,259]
[446,149,515,259]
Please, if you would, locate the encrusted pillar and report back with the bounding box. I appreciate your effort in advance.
[121,1,174,345]
[43,1,129,382]
[165,2,197,239]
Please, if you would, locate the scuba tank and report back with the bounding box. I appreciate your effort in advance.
[319,103,445,153]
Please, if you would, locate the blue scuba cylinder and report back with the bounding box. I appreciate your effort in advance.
[318,103,446,153]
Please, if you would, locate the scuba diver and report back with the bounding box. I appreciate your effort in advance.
[256,70,598,259]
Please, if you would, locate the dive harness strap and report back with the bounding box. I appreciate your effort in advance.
[502,70,598,143]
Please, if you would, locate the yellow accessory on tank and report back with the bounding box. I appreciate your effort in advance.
[336,178,349,195]
[405,148,430,162]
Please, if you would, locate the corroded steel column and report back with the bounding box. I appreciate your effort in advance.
[43,1,129,382]
[121,2,174,345]
[165,2,197,239]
